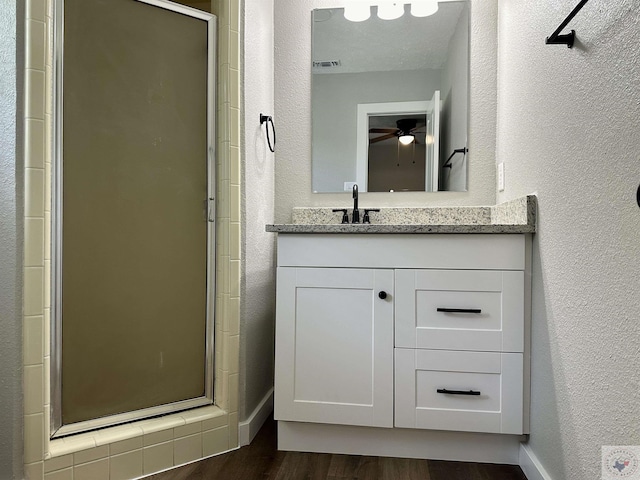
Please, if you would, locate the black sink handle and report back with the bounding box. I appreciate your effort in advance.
[332,209,349,224]
[363,209,380,224]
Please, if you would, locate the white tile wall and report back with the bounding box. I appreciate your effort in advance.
[143,441,173,475]
[23,0,241,478]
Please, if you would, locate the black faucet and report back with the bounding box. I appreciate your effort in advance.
[352,184,360,223]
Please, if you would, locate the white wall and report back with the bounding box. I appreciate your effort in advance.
[496,2,640,479]
[0,1,24,478]
[240,0,276,422]
[312,69,441,192]
[440,3,468,191]
[274,0,497,223]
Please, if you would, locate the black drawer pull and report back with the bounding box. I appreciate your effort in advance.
[437,389,481,396]
[437,308,482,314]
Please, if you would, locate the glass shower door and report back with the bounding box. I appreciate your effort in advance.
[52,0,216,436]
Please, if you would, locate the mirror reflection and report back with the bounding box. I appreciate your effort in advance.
[311,2,469,193]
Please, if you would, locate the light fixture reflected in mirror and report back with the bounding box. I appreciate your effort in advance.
[344,0,371,22]
[411,0,438,17]
[344,0,439,22]
[377,2,404,20]
[398,133,415,145]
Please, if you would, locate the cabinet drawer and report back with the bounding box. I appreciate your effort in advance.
[395,349,524,434]
[395,270,524,352]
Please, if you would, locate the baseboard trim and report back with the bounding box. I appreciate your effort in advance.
[519,444,553,480]
[239,388,274,446]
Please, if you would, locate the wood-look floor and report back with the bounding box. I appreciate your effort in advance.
[147,417,527,480]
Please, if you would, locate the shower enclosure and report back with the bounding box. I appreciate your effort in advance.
[51,0,216,437]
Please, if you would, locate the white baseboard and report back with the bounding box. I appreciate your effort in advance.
[519,444,554,480]
[238,388,274,446]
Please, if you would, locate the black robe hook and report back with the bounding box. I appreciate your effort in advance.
[545,0,589,48]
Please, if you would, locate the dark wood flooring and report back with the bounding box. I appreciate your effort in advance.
[147,417,527,480]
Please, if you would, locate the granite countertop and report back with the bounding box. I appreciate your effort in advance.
[266,195,537,234]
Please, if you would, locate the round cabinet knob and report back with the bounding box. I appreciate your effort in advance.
[378,291,388,300]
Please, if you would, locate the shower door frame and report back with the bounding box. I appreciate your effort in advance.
[50,0,217,438]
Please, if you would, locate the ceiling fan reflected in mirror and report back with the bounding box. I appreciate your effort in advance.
[369,118,425,145]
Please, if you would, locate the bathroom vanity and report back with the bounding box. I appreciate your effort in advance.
[267,196,536,464]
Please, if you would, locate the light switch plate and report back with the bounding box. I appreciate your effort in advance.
[498,163,505,192]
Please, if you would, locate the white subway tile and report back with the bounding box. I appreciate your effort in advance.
[26,69,46,119]
[25,118,45,169]
[27,0,46,22]
[26,19,46,70]
[24,266,44,317]
[173,433,202,466]
[73,458,109,480]
[109,435,142,456]
[109,449,142,480]
[44,454,72,473]
[25,413,45,464]
[44,467,72,480]
[143,441,173,475]
[142,429,173,447]
[174,422,201,439]
[228,412,238,449]
[73,445,108,465]
[24,460,44,480]
[23,315,44,366]
[25,167,45,218]
[24,364,44,415]
[202,426,229,457]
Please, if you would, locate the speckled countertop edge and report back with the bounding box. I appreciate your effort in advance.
[267,195,537,234]
[265,224,536,234]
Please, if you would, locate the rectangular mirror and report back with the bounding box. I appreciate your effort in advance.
[311,1,469,193]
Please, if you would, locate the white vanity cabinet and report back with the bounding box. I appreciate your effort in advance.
[274,233,530,437]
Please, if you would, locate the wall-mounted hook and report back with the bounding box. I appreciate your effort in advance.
[442,148,468,169]
[545,0,589,48]
[260,114,276,153]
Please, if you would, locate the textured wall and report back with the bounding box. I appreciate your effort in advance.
[274,0,497,223]
[240,0,276,422]
[440,4,468,192]
[0,1,24,479]
[496,1,640,479]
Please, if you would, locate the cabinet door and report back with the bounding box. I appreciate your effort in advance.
[395,270,524,352]
[275,267,394,428]
[395,348,524,434]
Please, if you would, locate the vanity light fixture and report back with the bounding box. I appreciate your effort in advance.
[344,0,371,22]
[410,0,438,17]
[377,2,404,20]
[398,133,415,145]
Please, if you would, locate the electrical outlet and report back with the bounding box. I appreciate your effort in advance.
[498,163,505,192]
[344,181,357,191]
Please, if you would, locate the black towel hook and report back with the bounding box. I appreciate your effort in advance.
[260,114,276,153]
[442,148,468,169]
[545,0,589,48]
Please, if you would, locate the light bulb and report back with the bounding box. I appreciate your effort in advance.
[344,1,371,22]
[398,134,415,145]
[377,2,404,20]
[411,0,438,17]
